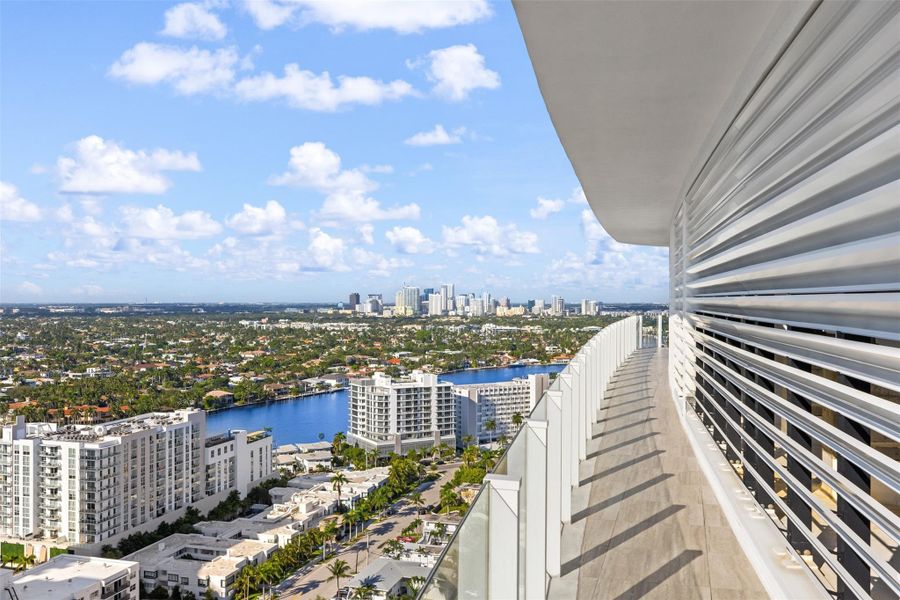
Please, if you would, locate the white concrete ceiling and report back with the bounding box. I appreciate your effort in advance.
[514,1,813,246]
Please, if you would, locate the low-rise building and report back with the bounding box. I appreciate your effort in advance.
[125,533,276,599]
[1,554,139,600]
[345,557,430,600]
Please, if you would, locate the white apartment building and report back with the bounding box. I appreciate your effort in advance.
[127,533,275,599]
[394,286,420,316]
[0,554,139,600]
[454,374,550,444]
[349,371,456,454]
[427,293,444,317]
[551,295,565,316]
[0,410,272,549]
[205,429,274,498]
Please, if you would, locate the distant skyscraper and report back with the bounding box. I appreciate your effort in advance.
[551,295,565,316]
[428,293,443,316]
[348,292,360,310]
[395,286,420,316]
[440,283,455,312]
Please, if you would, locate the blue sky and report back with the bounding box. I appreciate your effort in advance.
[0,0,668,304]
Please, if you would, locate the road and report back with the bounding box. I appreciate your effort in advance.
[276,462,459,599]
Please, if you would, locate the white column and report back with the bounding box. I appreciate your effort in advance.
[483,474,520,599]
[545,390,563,577]
[638,315,643,348]
[657,313,663,348]
[524,419,548,599]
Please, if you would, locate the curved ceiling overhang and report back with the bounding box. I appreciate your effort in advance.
[514,0,814,246]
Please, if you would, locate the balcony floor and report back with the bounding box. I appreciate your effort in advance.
[553,347,768,600]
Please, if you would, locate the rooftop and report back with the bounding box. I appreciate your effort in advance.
[10,555,136,598]
[347,557,431,592]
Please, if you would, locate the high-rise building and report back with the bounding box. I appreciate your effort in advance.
[551,295,565,315]
[348,292,360,311]
[440,283,455,312]
[531,298,544,315]
[428,293,443,316]
[455,294,468,314]
[0,411,271,548]
[395,286,420,316]
[348,371,456,454]
[454,374,550,444]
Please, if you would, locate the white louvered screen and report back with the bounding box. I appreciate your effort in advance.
[669,2,900,599]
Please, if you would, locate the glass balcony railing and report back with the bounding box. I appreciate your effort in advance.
[420,316,642,599]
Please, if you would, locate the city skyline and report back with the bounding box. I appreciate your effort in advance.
[0,1,669,304]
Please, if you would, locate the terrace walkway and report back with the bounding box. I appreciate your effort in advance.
[552,347,769,599]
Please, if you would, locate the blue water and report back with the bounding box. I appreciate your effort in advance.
[206,364,565,445]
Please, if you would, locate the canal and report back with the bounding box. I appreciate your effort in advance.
[206,364,565,445]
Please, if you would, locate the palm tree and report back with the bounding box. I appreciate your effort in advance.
[327,559,352,598]
[462,435,474,448]
[331,471,349,510]
[411,517,423,537]
[484,419,497,445]
[0,552,14,569]
[233,565,258,600]
[352,581,377,600]
[409,491,424,514]
[406,576,425,598]
[511,412,524,429]
[13,554,34,574]
[461,446,478,468]
[431,522,447,544]
[323,520,340,556]
[383,539,403,559]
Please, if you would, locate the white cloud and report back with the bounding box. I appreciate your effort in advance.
[120,205,221,240]
[543,210,668,294]
[442,215,538,256]
[351,247,412,277]
[318,192,420,223]
[73,284,104,297]
[0,181,42,222]
[530,197,565,220]
[270,142,420,223]
[54,204,75,223]
[414,44,499,101]
[225,200,301,236]
[270,142,375,191]
[307,228,348,271]
[162,2,228,40]
[404,124,464,146]
[109,43,238,95]
[358,224,375,245]
[57,136,201,195]
[386,226,434,254]
[242,0,491,33]
[16,281,42,296]
[234,64,414,111]
[569,186,587,204]
[360,164,393,174]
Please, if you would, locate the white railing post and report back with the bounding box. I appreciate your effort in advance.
[638,315,643,348]
[546,390,563,577]
[657,313,663,348]
[524,419,548,599]
[483,474,520,599]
